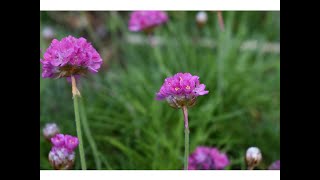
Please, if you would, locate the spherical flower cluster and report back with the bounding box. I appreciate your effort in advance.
[43,123,60,141]
[188,146,230,170]
[246,147,262,169]
[40,35,103,79]
[129,11,168,33]
[48,134,79,170]
[268,160,280,170]
[156,72,209,108]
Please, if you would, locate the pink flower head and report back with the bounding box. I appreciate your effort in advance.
[51,134,65,147]
[188,146,230,170]
[129,11,168,33]
[40,35,103,79]
[156,72,209,108]
[48,134,79,169]
[64,135,79,152]
[268,160,280,170]
[48,146,75,170]
[51,134,79,151]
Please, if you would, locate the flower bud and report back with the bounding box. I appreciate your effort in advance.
[196,11,208,28]
[246,147,262,170]
[43,123,60,141]
[42,26,55,40]
[48,147,75,170]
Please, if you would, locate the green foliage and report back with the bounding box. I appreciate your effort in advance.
[40,11,280,170]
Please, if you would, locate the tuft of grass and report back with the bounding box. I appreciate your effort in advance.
[40,11,280,170]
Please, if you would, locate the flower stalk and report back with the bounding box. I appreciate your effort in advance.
[71,75,87,170]
[182,106,189,170]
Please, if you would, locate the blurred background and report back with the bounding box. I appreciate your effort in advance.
[40,11,280,170]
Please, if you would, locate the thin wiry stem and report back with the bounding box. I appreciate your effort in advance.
[71,75,87,170]
[182,106,189,170]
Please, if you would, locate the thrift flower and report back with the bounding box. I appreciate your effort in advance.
[156,72,208,170]
[51,134,66,148]
[188,146,230,170]
[43,123,60,141]
[48,134,79,170]
[129,11,168,33]
[268,160,280,170]
[64,135,80,151]
[246,147,262,170]
[156,72,209,108]
[40,35,103,79]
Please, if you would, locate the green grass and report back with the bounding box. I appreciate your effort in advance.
[40,11,280,170]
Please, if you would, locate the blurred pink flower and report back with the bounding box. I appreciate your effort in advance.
[188,146,230,170]
[129,11,168,33]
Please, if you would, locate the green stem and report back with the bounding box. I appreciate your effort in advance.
[79,98,101,169]
[182,106,189,170]
[71,76,87,170]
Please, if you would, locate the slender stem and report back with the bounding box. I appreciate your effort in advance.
[79,98,101,169]
[182,106,189,170]
[217,11,225,32]
[71,76,87,170]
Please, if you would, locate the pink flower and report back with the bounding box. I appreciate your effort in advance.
[50,134,79,152]
[188,146,230,170]
[64,135,79,152]
[48,134,79,169]
[156,72,209,108]
[40,35,103,79]
[51,134,65,147]
[129,11,168,33]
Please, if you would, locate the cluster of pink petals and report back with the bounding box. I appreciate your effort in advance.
[129,11,168,32]
[49,134,79,170]
[51,134,79,152]
[268,160,280,170]
[40,35,103,79]
[188,146,230,170]
[156,72,209,108]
